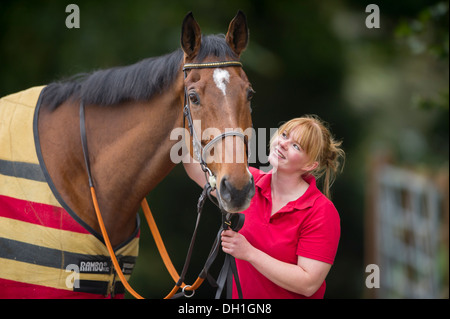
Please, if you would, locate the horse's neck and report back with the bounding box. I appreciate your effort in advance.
[87,99,182,245]
[39,80,184,246]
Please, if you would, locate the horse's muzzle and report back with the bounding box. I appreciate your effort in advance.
[218,175,255,213]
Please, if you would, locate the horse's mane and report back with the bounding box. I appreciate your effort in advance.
[41,34,238,110]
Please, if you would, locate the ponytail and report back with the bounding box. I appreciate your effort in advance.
[320,138,345,199]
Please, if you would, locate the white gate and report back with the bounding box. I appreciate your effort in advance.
[366,163,448,298]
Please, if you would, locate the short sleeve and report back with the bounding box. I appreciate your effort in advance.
[296,201,340,264]
[248,166,265,183]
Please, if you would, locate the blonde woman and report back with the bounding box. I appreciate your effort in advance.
[184,115,345,298]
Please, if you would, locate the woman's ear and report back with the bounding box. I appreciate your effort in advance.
[304,161,319,172]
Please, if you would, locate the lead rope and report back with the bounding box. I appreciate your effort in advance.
[215,212,245,299]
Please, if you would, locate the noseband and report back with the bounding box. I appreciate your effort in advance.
[182,61,248,189]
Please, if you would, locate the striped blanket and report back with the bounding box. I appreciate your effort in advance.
[0,87,140,298]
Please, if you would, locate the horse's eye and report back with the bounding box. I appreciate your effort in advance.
[247,88,255,101]
[189,92,200,105]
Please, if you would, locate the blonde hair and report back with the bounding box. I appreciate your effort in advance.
[270,115,345,199]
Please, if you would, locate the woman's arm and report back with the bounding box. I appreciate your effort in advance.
[182,154,218,197]
[221,229,332,297]
[182,153,205,188]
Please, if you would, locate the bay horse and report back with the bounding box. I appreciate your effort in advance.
[0,11,254,298]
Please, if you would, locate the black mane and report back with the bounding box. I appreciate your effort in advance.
[41,34,238,110]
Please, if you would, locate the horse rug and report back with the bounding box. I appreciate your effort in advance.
[0,86,140,298]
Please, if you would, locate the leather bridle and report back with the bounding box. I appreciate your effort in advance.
[182,60,248,190]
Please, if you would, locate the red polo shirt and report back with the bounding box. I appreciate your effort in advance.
[233,167,340,299]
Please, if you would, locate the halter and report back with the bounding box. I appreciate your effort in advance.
[182,60,247,189]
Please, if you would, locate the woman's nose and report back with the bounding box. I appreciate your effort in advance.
[279,138,288,149]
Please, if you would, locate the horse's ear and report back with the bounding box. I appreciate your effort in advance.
[226,10,249,57]
[181,12,202,60]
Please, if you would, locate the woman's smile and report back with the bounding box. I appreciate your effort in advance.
[275,147,286,159]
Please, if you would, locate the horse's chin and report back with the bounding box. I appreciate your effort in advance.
[217,194,252,214]
[215,173,255,213]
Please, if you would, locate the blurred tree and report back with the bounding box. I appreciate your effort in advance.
[395,1,449,164]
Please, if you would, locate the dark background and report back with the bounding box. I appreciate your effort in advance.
[1,0,448,298]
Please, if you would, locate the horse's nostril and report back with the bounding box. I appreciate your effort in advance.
[248,176,255,198]
[220,177,255,208]
[220,178,232,202]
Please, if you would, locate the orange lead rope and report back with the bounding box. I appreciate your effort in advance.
[140,199,183,285]
[90,187,144,299]
[90,184,203,299]
[141,198,205,299]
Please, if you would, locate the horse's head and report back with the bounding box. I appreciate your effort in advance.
[181,11,255,213]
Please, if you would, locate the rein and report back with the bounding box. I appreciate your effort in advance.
[78,60,246,299]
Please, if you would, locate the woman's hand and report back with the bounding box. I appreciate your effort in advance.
[221,229,332,297]
[221,229,254,261]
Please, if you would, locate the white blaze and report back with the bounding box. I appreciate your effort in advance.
[213,68,230,96]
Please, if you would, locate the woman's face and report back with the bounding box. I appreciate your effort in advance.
[268,130,316,174]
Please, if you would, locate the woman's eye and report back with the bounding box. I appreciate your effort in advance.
[189,92,200,105]
[293,144,300,151]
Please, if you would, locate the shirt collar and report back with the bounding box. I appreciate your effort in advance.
[255,171,321,211]
[289,174,321,210]
[255,169,273,200]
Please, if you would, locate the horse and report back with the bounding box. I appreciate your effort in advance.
[0,11,255,298]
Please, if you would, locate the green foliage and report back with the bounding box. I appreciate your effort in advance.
[395,1,449,59]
